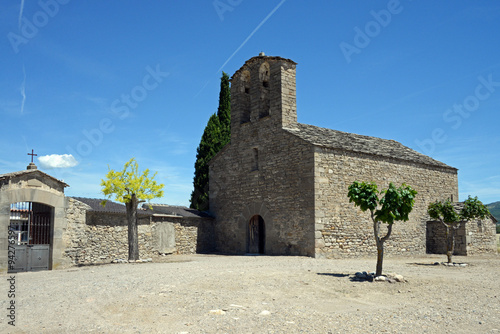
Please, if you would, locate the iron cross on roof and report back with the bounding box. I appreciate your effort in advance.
[27,149,37,163]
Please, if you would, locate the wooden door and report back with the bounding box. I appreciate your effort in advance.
[248,215,265,254]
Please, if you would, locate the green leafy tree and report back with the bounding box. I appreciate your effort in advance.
[348,181,417,276]
[428,196,490,263]
[101,158,164,261]
[190,72,231,210]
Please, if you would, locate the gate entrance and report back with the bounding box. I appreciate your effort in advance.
[8,202,53,272]
[248,215,265,254]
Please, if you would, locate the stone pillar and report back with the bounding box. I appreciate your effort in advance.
[0,200,10,273]
[27,163,37,170]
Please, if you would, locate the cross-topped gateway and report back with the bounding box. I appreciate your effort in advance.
[27,149,37,163]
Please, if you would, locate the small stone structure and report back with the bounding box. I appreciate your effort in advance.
[0,164,70,272]
[209,54,462,258]
[426,203,497,255]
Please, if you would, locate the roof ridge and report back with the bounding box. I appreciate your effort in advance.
[0,169,69,187]
[284,122,456,171]
[150,203,190,209]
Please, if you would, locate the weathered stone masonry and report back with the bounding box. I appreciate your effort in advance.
[313,146,458,258]
[210,55,316,256]
[426,203,497,256]
[1,54,496,273]
[0,165,215,272]
[62,197,154,264]
[207,53,497,258]
[0,167,70,272]
[62,198,215,266]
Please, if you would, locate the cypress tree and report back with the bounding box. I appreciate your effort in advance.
[190,72,231,210]
[217,72,231,147]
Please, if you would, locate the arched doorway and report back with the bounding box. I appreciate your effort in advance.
[248,215,265,254]
[8,202,54,272]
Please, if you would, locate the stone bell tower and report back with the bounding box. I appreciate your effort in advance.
[230,53,298,140]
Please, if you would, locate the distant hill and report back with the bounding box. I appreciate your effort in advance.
[486,201,500,222]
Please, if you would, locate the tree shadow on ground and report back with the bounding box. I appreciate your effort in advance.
[317,272,376,282]
[408,262,441,267]
[316,273,350,278]
[408,262,470,267]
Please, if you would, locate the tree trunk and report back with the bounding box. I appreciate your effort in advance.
[445,225,452,263]
[126,194,139,261]
[376,243,384,277]
[374,220,393,277]
[445,224,456,264]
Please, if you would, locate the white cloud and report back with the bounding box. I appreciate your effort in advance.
[38,154,79,169]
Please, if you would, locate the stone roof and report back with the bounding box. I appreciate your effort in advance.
[145,204,214,219]
[71,197,150,216]
[285,123,456,171]
[0,168,69,187]
[71,197,212,219]
[231,54,297,80]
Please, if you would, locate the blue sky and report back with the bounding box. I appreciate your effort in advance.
[1,0,499,206]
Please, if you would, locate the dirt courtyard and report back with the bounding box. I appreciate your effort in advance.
[1,253,499,333]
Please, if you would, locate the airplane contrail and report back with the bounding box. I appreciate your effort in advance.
[20,64,26,114]
[18,0,25,30]
[18,0,27,114]
[216,0,286,75]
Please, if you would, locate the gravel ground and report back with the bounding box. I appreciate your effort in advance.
[1,253,499,333]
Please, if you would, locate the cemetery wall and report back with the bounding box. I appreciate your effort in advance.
[425,218,496,256]
[464,218,497,254]
[62,198,214,266]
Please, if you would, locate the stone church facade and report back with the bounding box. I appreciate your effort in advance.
[209,54,463,258]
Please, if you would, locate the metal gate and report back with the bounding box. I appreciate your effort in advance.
[8,202,52,272]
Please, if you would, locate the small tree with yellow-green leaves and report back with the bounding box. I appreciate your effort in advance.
[101,158,164,261]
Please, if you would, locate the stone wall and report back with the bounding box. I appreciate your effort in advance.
[426,221,466,255]
[464,218,497,254]
[63,198,154,264]
[211,125,461,259]
[211,55,316,256]
[209,54,488,260]
[62,197,91,264]
[314,147,459,258]
[62,198,215,266]
[152,216,216,254]
[426,218,497,256]
[210,126,315,256]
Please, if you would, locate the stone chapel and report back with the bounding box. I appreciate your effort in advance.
[1,54,496,273]
[209,53,464,258]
